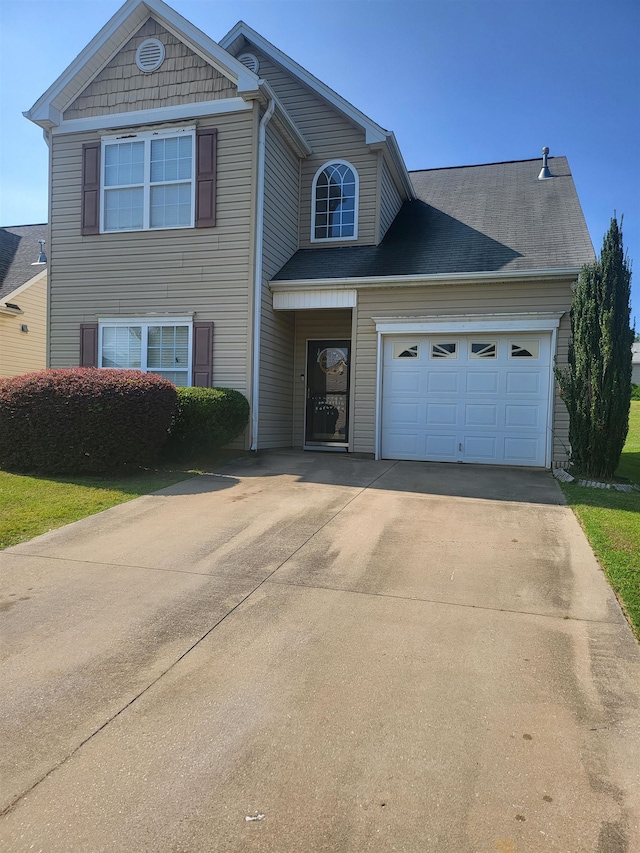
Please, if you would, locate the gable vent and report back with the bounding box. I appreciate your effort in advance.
[135,38,165,72]
[237,52,259,74]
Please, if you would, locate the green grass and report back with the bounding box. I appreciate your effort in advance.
[561,400,640,638]
[0,468,193,550]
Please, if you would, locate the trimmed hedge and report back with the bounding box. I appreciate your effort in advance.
[632,384,640,401]
[163,386,249,461]
[0,369,177,475]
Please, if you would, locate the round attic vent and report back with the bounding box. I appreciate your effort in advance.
[237,53,259,74]
[135,38,165,72]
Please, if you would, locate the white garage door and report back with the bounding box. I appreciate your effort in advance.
[381,334,552,466]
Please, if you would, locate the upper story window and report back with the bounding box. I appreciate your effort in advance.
[101,126,195,232]
[311,160,359,242]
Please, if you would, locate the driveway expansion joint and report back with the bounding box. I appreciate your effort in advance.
[1,461,401,816]
[265,578,625,626]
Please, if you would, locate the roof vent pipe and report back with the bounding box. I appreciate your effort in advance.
[538,146,552,180]
[31,240,47,265]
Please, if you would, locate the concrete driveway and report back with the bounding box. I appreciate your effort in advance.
[1,451,639,852]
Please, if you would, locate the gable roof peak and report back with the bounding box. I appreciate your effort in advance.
[24,0,260,130]
[219,20,414,199]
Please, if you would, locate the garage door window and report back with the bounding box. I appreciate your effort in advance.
[431,342,457,359]
[510,340,540,359]
[393,343,419,359]
[470,341,497,359]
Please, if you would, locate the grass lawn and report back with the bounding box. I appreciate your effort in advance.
[0,468,193,550]
[560,400,640,638]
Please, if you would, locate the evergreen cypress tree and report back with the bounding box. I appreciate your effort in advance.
[555,216,633,478]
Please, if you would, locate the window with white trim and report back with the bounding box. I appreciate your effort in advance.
[99,319,192,386]
[311,160,358,241]
[101,127,195,232]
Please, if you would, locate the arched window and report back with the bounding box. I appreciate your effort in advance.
[311,160,358,241]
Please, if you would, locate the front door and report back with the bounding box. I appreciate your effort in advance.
[305,340,350,445]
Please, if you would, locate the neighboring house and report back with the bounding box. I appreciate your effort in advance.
[0,225,48,378]
[632,343,640,385]
[23,0,595,468]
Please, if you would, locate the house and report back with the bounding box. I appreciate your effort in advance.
[23,0,595,468]
[632,343,640,385]
[0,225,48,378]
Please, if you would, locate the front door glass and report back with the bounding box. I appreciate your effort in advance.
[305,340,350,444]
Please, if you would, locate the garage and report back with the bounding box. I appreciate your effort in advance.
[381,332,553,466]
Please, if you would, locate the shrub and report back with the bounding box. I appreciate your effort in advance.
[0,368,177,475]
[163,386,249,461]
[632,384,640,401]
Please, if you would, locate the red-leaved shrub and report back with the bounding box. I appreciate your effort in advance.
[0,368,177,474]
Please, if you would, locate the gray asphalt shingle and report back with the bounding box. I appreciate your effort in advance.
[273,157,595,282]
[0,224,48,301]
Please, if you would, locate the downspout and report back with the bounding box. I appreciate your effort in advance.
[250,95,275,451]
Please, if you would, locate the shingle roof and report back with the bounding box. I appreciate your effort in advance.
[0,224,48,301]
[273,157,595,282]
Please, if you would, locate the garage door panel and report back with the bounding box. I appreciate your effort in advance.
[505,404,540,428]
[426,403,457,426]
[464,404,498,427]
[506,371,541,395]
[383,432,420,457]
[386,402,421,425]
[466,371,499,394]
[504,437,542,463]
[427,372,459,393]
[388,370,420,392]
[464,435,498,460]
[425,434,458,460]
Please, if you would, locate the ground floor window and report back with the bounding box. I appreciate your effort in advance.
[99,319,192,386]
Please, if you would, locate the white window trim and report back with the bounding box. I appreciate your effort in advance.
[100,125,196,234]
[310,159,359,243]
[98,317,193,385]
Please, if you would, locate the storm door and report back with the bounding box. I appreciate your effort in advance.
[305,340,350,445]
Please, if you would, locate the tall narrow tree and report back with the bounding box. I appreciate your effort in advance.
[555,216,633,478]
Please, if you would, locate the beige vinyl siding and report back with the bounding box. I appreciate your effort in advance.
[64,19,236,119]
[230,47,379,248]
[0,276,47,378]
[258,122,300,447]
[48,109,255,398]
[353,280,574,465]
[379,156,403,241]
[293,309,353,447]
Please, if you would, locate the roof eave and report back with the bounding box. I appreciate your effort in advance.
[270,267,582,291]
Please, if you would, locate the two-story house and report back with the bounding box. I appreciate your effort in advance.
[24,0,594,468]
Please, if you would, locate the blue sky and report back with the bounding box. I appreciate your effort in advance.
[1,0,638,325]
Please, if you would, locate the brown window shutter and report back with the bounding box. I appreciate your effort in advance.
[192,322,213,386]
[81,142,101,235]
[195,129,217,228]
[80,323,98,367]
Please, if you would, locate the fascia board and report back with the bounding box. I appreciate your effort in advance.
[51,97,251,135]
[259,82,312,157]
[372,312,563,334]
[270,267,581,291]
[25,0,147,125]
[25,0,259,128]
[220,21,388,144]
[2,269,48,303]
[385,133,415,200]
